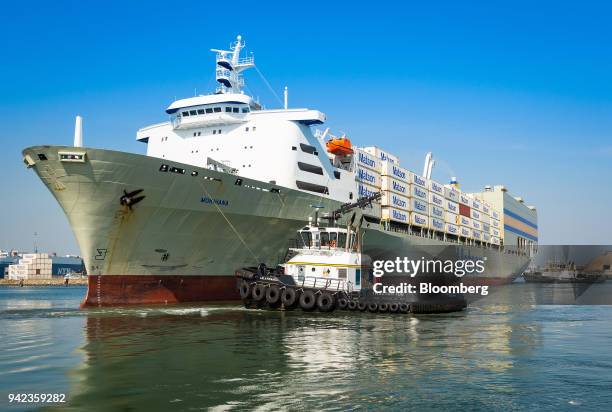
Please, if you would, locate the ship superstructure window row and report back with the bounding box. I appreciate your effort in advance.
[179,105,250,118]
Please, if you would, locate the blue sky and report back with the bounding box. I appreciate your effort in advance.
[1,1,611,254]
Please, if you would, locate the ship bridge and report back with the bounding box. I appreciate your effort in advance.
[165,93,260,129]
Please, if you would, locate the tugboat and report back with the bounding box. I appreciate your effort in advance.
[523,261,605,284]
[235,193,467,314]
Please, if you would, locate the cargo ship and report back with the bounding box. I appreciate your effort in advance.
[22,36,538,307]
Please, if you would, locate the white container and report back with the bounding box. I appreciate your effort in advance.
[482,223,491,233]
[381,176,409,196]
[483,232,491,242]
[481,214,490,225]
[382,207,409,224]
[380,161,409,182]
[429,180,444,196]
[381,191,410,210]
[445,199,459,214]
[491,227,500,237]
[362,146,399,165]
[444,186,460,202]
[429,192,444,208]
[482,202,491,215]
[492,219,500,228]
[411,184,429,201]
[357,182,379,199]
[354,148,380,172]
[492,209,500,220]
[459,193,471,206]
[430,205,445,220]
[411,212,429,227]
[22,253,37,260]
[410,172,428,188]
[430,217,445,232]
[445,211,459,224]
[459,215,471,227]
[355,166,381,187]
[446,223,459,235]
[472,220,482,231]
[409,198,428,215]
[471,198,482,211]
[491,236,500,245]
[470,209,482,221]
[19,259,33,265]
[460,226,472,238]
[472,230,483,240]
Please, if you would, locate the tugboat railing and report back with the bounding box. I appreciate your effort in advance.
[300,276,348,292]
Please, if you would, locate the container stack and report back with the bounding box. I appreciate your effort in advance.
[7,253,52,280]
[354,148,383,217]
[490,208,501,245]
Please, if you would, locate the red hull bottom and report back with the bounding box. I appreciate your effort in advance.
[81,275,240,307]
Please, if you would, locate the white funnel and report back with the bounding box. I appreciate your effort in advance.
[73,115,83,147]
[426,159,435,179]
[422,152,432,177]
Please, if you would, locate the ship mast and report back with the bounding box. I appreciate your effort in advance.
[211,35,255,94]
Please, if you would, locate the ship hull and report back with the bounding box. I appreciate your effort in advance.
[24,146,531,307]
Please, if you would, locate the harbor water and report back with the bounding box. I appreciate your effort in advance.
[1,284,612,411]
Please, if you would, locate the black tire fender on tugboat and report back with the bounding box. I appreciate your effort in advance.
[317,293,335,312]
[337,298,349,309]
[252,283,267,301]
[299,290,317,311]
[266,284,281,305]
[367,302,379,313]
[347,300,358,311]
[399,303,410,313]
[358,301,368,311]
[378,303,389,313]
[239,281,251,300]
[281,287,299,308]
[389,303,399,313]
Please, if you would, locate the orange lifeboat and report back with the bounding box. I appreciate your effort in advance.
[326,135,354,156]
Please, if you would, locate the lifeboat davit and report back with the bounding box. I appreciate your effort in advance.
[326,136,354,156]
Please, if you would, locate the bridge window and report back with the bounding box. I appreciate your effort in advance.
[205,108,213,114]
[213,107,221,113]
[189,110,197,115]
[225,107,232,112]
[233,107,239,113]
[197,109,205,115]
[182,111,189,116]
[242,107,249,113]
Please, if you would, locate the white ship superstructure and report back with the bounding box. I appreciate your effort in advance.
[22,36,538,306]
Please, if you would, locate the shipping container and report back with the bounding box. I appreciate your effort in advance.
[411,212,429,227]
[445,211,459,224]
[492,209,500,220]
[380,161,410,182]
[443,186,460,202]
[429,180,444,195]
[470,209,481,221]
[429,192,444,208]
[362,147,399,165]
[410,172,428,188]
[381,176,409,196]
[410,198,429,215]
[445,199,459,214]
[355,165,381,187]
[429,217,445,232]
[482,202,491,215]
[460,226,472,238]
[491,227,500,237]
[492,219,500,228]
[354,148,380,172]
[491,236,500,245]
[481,214,490,225]
[382,207,409,224]
[483,223,491,233]
[472,220,482,231]
[357,182,379,199]
[411,184,429,201]
[446,223,459,235]
[459,215,472,227]
[381,191,409,210]
[459,193,471,206]
[430,205,445,220]
[483,232,491,242]
[472,230,483,240]
[459,203,471,217]
[471,198,482,211]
